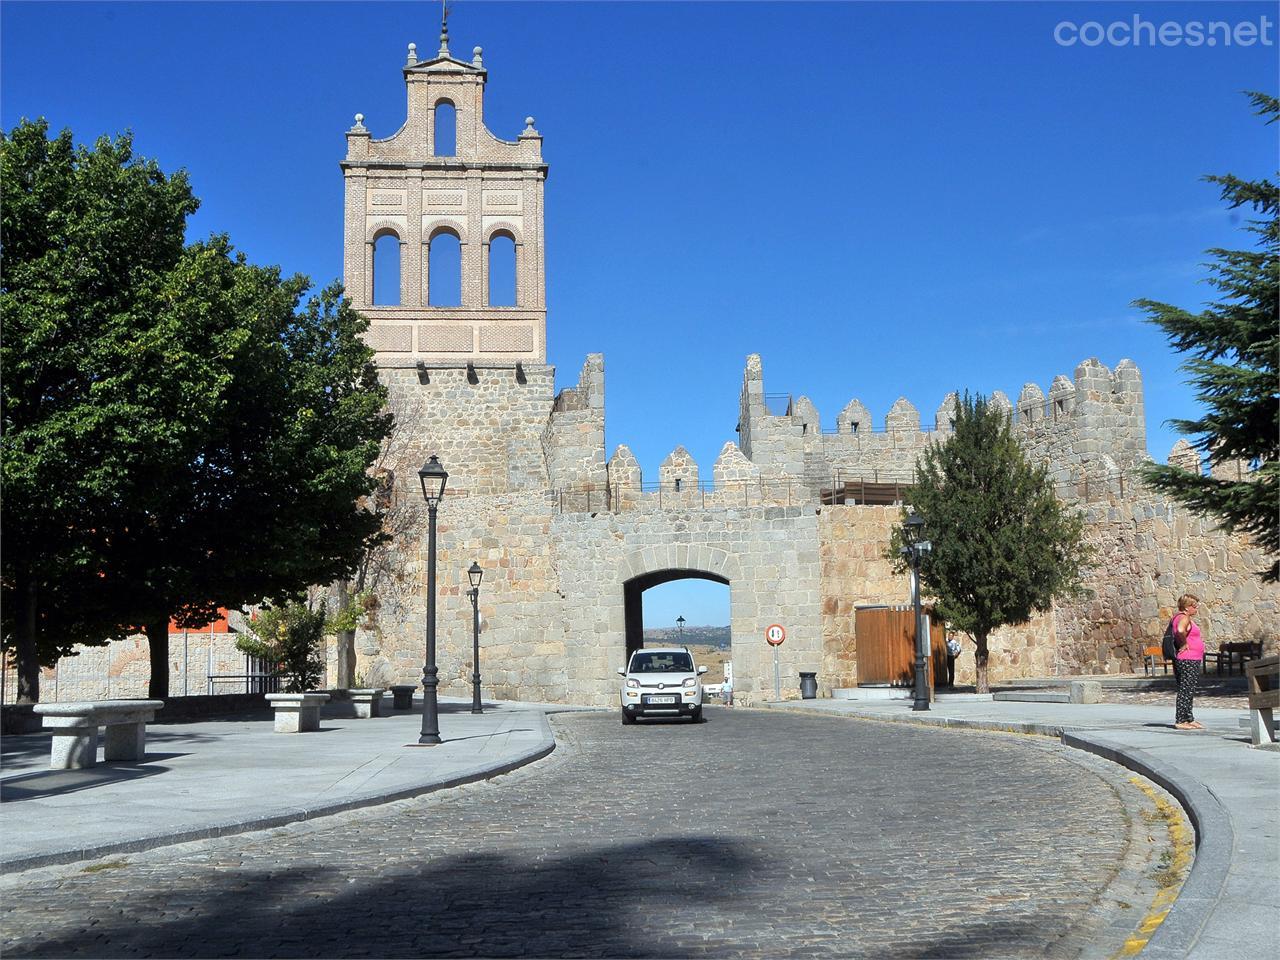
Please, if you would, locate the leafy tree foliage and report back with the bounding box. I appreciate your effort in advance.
[1134,92,1279,582]
[1,119,392,701]
[235,598,328,694]
[893,394,1090,693]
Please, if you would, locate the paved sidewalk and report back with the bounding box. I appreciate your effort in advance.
[758,695,1279,960]
[0,697,581,872]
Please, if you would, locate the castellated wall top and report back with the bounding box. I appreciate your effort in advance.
[737,353,1150,496]
[342,35,548,365]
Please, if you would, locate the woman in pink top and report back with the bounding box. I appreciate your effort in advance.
[1172,593,1204,730]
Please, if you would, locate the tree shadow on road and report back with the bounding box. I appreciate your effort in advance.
[15,837,764,959]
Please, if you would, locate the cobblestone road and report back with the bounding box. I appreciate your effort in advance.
[1,709,1177,959]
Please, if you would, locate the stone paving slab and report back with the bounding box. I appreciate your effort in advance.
[758,696,1280,960]
[0,709,1171,960]
[0,698,575,871]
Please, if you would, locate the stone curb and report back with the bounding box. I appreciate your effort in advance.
[2,712,558,873]
[759,703,1227,959]
[1061,732,1231,960]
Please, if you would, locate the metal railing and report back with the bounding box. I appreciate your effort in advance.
[206,654,281,695]
[553,464,1215,515]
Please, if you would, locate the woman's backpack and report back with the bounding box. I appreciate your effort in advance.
[1161,617,1182,661]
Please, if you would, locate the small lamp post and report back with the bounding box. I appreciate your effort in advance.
[901,512,932,712]
[676,615,685,638]
[418,455,448,744]
[467,561,484,714]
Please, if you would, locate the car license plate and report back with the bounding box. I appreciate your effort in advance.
[648,695,676,704]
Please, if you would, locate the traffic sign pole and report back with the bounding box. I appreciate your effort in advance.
[764,624,786,701]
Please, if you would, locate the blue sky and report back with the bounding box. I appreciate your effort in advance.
[3,1,1275,629]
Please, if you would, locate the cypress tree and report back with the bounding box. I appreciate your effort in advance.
[894,394,1090,693]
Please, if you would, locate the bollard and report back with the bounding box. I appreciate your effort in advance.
[799,672,818,699]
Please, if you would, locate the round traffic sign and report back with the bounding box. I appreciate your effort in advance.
[765,624,786,646]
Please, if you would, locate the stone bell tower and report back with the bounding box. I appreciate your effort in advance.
[341,18,548,363]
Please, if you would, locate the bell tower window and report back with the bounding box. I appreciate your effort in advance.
[428,230,462,306]
[488,232,517,306]
[372,231,402,306]
[433,100,456,157]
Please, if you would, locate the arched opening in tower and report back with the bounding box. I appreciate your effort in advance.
[623,571,731,688]
[372,232,401,306]
[433,100,456,157]
[428,230,462,306]
[488,232,516,306]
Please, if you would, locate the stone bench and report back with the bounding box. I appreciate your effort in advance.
[348,688,385,719]
[389,685,417,710]
[32,700,164,770]
[1245,655,1278,748]
[265,693,330,733]
[993,681,1101,705]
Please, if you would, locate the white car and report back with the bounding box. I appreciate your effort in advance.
[617,647,708,724]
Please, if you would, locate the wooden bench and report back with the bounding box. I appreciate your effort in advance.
[348,688,385,719]
[1245,655,1278,748]
[1212,640,1263,676]
[389,685,417,710]
[32,700,164,770]
[1142,645,1172,676]
[264,693,330,732]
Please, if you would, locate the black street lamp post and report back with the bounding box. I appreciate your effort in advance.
[676,615,685,638]
[418,455,448,744]
[467,561,484,714]
[901,512,932,712]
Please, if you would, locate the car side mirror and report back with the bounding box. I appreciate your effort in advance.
[697,666,708,675]
[616,668,626,676]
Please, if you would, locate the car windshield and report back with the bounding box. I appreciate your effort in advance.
[630,651,694,673]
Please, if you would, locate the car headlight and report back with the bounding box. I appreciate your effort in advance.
[683,677,697,688]
[625,678,639,688]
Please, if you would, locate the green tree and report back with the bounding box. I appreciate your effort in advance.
[1133,92,1279,583]
[1,120,205,700]
[1,119,393,701]
[893,394,1090,693]
[236,597,328,694]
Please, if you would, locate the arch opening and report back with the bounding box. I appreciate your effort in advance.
[487,232,517,306]
[623,570,731,685]
[434,100,456,157]
[428,230,462,306]
[372,231,402,306]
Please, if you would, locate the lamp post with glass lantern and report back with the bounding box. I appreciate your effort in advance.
[467,561,484,714]
[900,512,932,712]
[676,615,685,639]
[417,455,448,744]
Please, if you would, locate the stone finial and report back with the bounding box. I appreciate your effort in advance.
[790,396,820,434]
[837,399,872,435]
[473,46,483,66]
[713,442,759,486]
[607,444,641,483]
[1113,358,1142,394]
[934,392,959,432]
[438,3,451,57]
[519,117,541,139]
[407,42,418,65]
[885,397,920,432]
[350,113,368,133]
[1018,382,1045,424]
[1168,439,1202,474]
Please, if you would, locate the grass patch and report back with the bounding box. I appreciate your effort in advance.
[81,860,129,874]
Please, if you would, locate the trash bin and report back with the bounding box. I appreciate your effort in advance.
[799,672,818,699]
